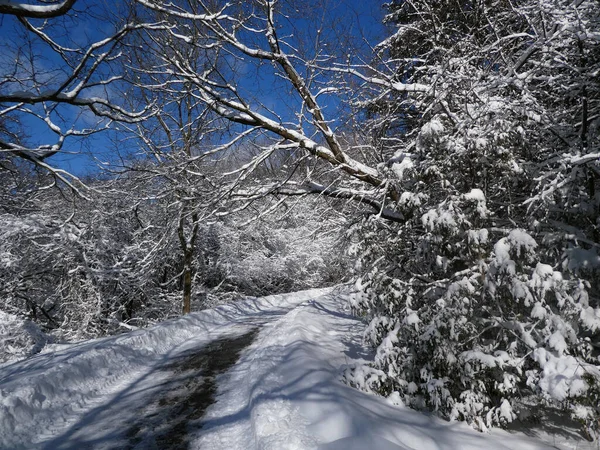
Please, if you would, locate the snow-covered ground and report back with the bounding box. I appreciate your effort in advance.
[0,288,594,449]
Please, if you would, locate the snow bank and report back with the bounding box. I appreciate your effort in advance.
[192,293,569,450]
[0,311,49,364]
[0,288,329,449]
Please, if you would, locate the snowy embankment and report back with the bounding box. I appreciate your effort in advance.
[0,288,594,449]
[0,288,328,449]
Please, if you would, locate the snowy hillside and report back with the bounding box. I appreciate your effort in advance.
[0,289,594,449]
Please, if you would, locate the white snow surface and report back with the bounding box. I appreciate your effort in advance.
[0,289,326,449]
[0,288,593,449]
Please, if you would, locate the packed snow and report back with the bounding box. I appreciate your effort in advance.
[0,288,594,449]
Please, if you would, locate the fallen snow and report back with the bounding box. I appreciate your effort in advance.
[0,288,595,449]
[192,293,590,450]
[0,288,327,449]
[0,312,50,364]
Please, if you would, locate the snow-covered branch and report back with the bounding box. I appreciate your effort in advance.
[0,0,77,18]
[0,8,156,174]
[133,0,402,216]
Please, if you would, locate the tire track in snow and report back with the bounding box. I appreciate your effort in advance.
[192,301,323,450]
[123,329,260,450]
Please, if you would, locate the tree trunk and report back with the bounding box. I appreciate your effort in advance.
[182,250,193,314]
[178,203,199,315]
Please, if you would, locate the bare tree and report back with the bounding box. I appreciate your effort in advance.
[0,0,156,191]
[130,0,413,222]
[120,14,226,314]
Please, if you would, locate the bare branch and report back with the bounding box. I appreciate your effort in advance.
[0,0,77,19]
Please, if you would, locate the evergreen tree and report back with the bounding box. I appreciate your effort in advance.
[348,0,600,434]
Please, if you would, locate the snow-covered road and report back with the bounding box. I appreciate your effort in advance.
[0,288,594,449]
[0,289,326,449]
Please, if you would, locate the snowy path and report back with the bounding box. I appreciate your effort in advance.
[0,289,327,449]
[0,288,594,450]
[39,330,261,449]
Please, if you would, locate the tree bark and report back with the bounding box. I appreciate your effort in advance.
[182,249,193,314]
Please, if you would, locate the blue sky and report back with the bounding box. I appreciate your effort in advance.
[0,0,387,177]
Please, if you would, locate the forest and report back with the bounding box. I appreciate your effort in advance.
[1,0,599,438]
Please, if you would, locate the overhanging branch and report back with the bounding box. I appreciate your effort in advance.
[274,182,404,223]
[0,0,77,19]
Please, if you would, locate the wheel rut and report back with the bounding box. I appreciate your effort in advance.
[122,328,259,450]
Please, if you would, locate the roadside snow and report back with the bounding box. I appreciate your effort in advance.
[0,311,50,364]
[0,288,594,450]
[0,288,328,449]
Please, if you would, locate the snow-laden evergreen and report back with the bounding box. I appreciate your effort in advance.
[347,0,600,435]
